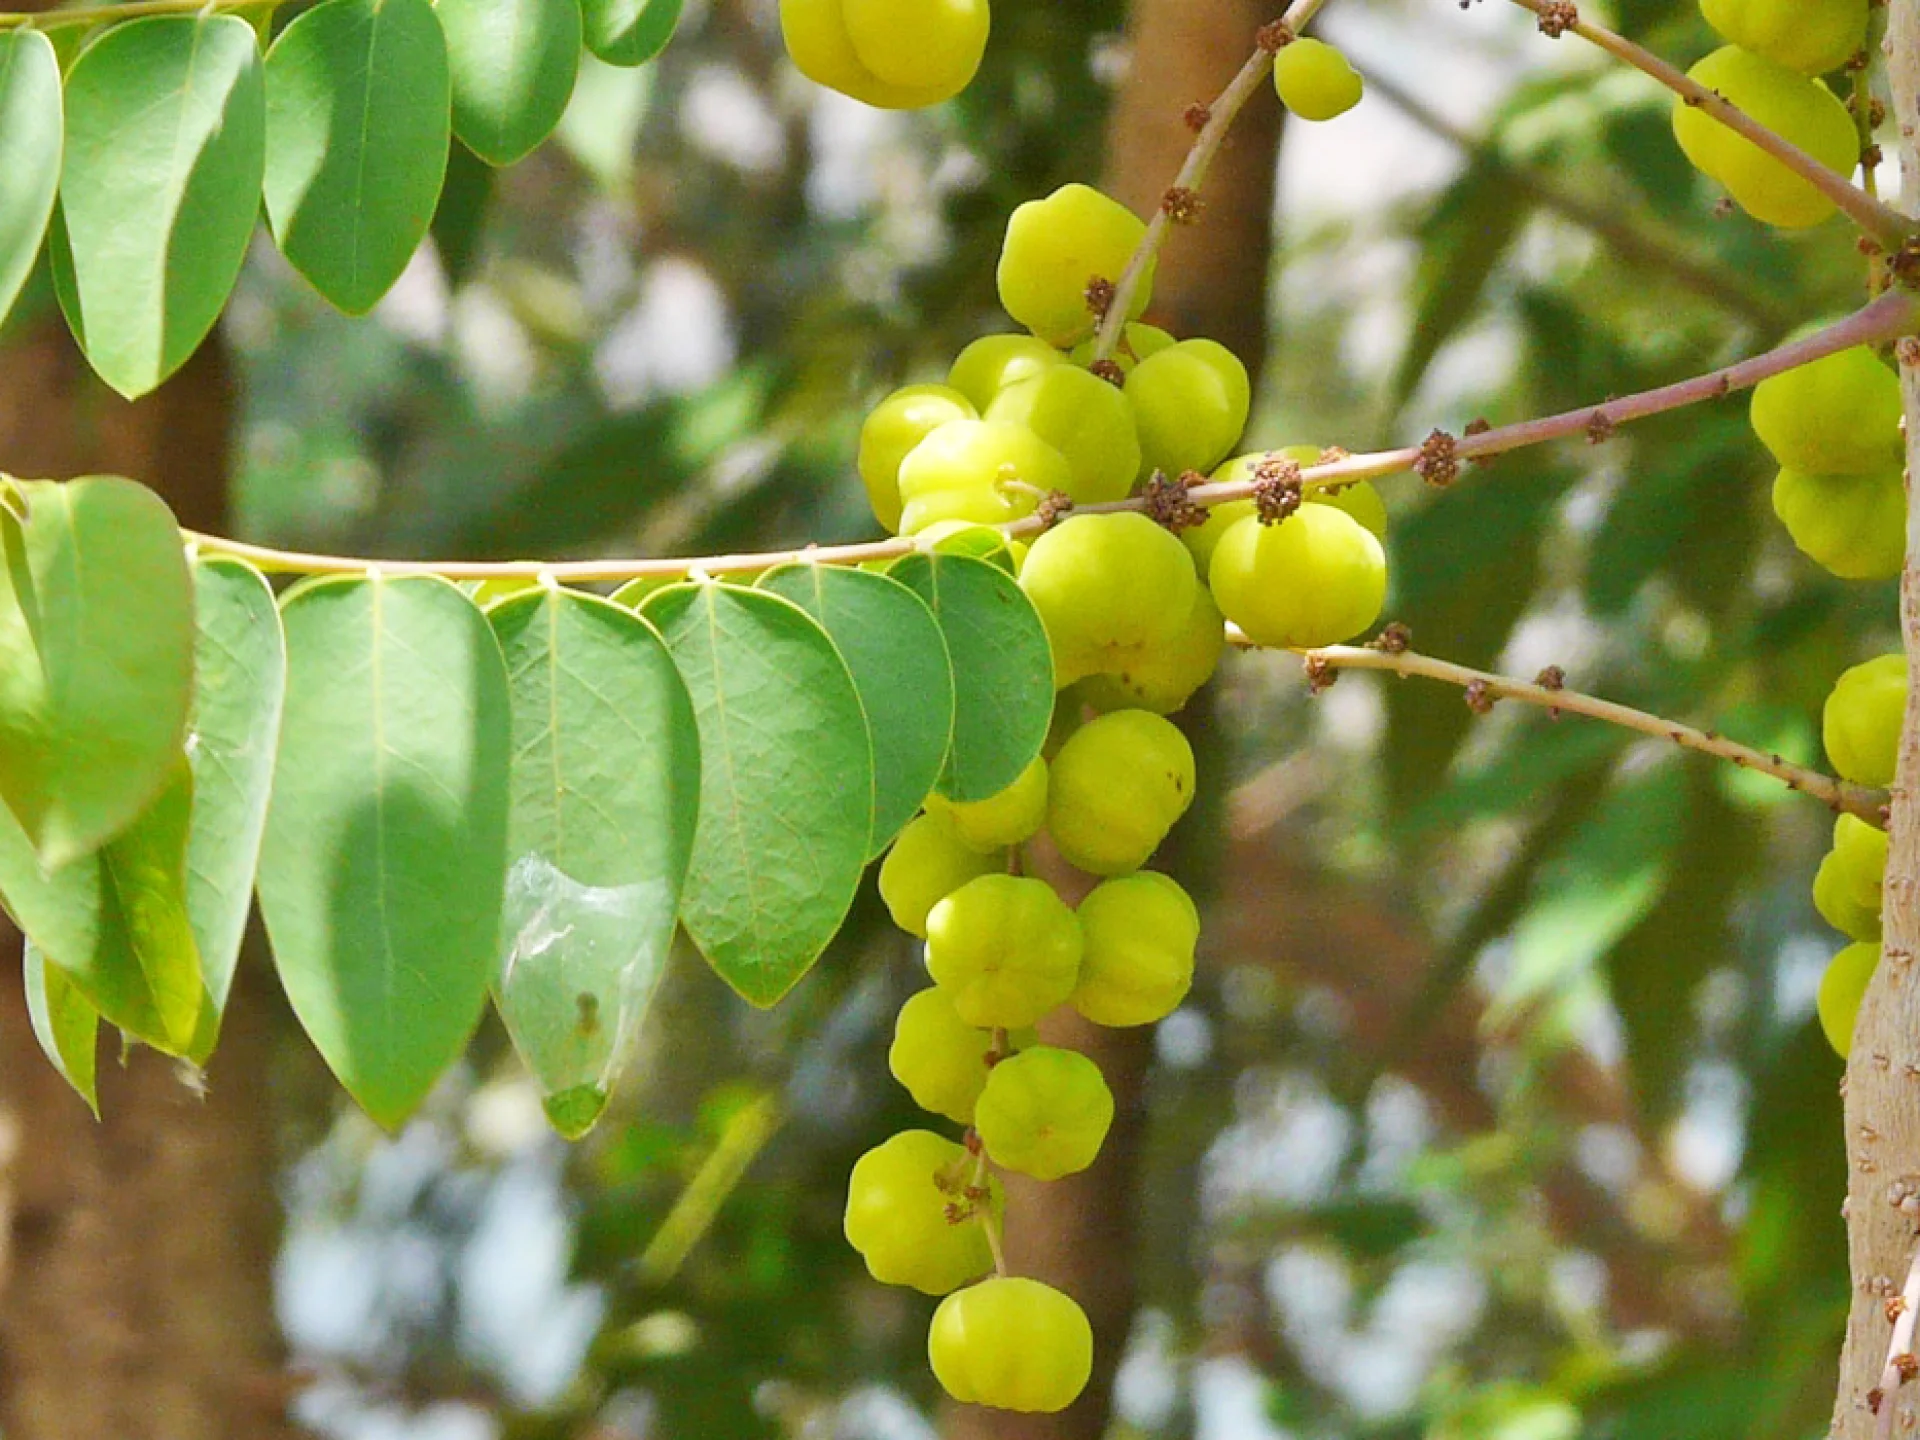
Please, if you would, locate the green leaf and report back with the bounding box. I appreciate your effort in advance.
[24,938,99,1117]
[430,139,493,286]
[263,0,452,315]
[438,0,582,167]
[182,557,285,1046]
[56,15,265,398]
[0,477,196,867]
[486,588,699,1137]
[258,574,512,1128]
[642,582,871,1008]
[886,552,1051,803]
[581,0,680,66]
[0,32,60,331]
[0,761,207,1054]
[760,563,954,858]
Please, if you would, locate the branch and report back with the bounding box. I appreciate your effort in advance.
[1501,0,1913,251]
[1260,635,1888,821]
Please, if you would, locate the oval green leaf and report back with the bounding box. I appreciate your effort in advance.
[0,477,196,867]
[264,0,452,315]
[0,761,208,1054]
[641,582,871,1008]
[25,939,100,1117]
[438,0,582,166]
[57,15,265,399]
[887,551,1052,803]
[487,588,700,1138]
[258,574,512,1129]
[182,557,286,1048]
[759,563,954,858]
[0,32,60,331]
[581,0,680,66]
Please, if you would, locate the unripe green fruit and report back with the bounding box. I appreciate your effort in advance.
[928,1278,1094,1413]
[896,419,1074,535]
[974,1044,1114,1180]
[1813,813,1888,942]
[1750,346,1902,475]
[1823,653,1907,789]
[879,810,1002,937]
[1047,709,1196,876]
[1072,870,1199,1026]
[1699,0,1867,76]
[924,873,1084,1028]
[1817,941,1880,1059]
[1018,512,1200,687]
[1127,339,1250,481]
[1274,37,1363,121]
[859,385,978,533]
[1670,47,1858,228]
[1068,322,1175,374]
[1191,450,1386,575]
[1772,467,1906,581]
[926,755,1049,852]
[1209,503,1387,650]
[1073,583,1225,716]
[985,365,1141,505]
[780,0,983,108]
[889,988,997,1124]
[998,184,1154,347]
[844,1130,998,1293]
[947,333,1065,413]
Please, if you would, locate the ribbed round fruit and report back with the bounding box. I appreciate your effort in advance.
[859,385,977,532]
[1073,583,1225,716]
[1127,339,1250,481]
[926,756,1049,853]
[928,1278,1094,1413]
[974,1045,1114,1180]
[1072,870,1199,1026]
[1750,346,1902,476]
[844,1130,998,1293]
[781,0,987,109]
[1699,0,1867,76]
[889,988,998,1124]
[879,810,1003,937]
[997,185,1154,347]
[985,365,1141,505]
[1018,512,1200,687]
[946,333,1065,412]
[1812,813,1887,943]
[1208,503,1387,650]
[1274,37,1363,121]
[1771,467,1905,581]
[1817,941,1880,1059]
[1047,709,1196,876]
[924,873,1084,1028]
[1823,653,1907,789]
[896,419,1074,535]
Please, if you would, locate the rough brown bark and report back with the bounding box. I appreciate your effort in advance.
[941,5,1280,1437]
[0,324,298,1440]
[1832,16,1920,1435]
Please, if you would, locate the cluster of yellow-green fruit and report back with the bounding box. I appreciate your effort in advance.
[778,0,990,109]
[1815,654,1904,1057]
[843,179,1391,1414]
[1671,0,1867,227]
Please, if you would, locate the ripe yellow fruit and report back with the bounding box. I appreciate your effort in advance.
[926,755,1049,852]
[998,184,1154,347]
[928,1278,1093,1413]
[1813,813,1887,943]
[780,0,988,109]
[1018,512,1200,687]
[1208,503,1387,650]
[1699,0,1867,76]
[1823,653,1907,789]
[1274,37,1363,121]
[1190,449,1385,575]
[1670,46,1858,228]
[985,365,1142,505]
[879,810,1002,937]
[1072,870,1198,1026]
[1127,339,1250,481]
[1047,709,1196,876]
[924,873,1084,1028]
[946,333,1065,412]
[889,987,997,1124]
[1749,345,1902,475]
[896,419,1074,535]
[859,385,977,533]
[974,1045,1114,1179]
[1074,583,1225,716]
[844,1130,998,1293]
[1817,941,1879,1058]
[1771,467,1905,581]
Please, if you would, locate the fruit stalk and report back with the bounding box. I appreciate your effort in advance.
[1502,0,1913,250]
[1285,639,1886,821]
[1832,13,1920,1436]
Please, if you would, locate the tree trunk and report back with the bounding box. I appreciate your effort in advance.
[941,5,1280,1437]
[0,324,298,1440]
[1832,15,1920,1435]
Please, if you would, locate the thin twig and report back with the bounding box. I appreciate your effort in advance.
[1089,0,1333,364]
[1875,1245,1920,1440]
[1263,637,1889,821]
[1501,0,1913,250]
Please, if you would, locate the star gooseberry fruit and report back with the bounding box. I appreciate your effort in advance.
[928,1277,1094,1413]
[878,809,1002,938]
[1273,37,1363,121]
[973,1045,1115,1181]
[1208,501,1387,650]
[1698,0,1867,77]
[895,419,1074,535]
[780,0,990,110]
[924,755,1049,853]
[1071,870,1199,1027]
[1823,653,1907,789]
[1018,511,1200,688]
[858,384,977,533]
[923,873,1085,1029]
[1749,345,1902,477]
[1817,940,1880,1059]
[1812,813,1888,944]
[1771,466,1905,582]
[997,184,1155,347]
[1187,447,1386,576]
[843,1129,999,1293]
[1047,709,1196,876]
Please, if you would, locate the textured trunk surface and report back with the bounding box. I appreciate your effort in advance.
[1832,12,1920,1435]
[0,327,297,1440]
